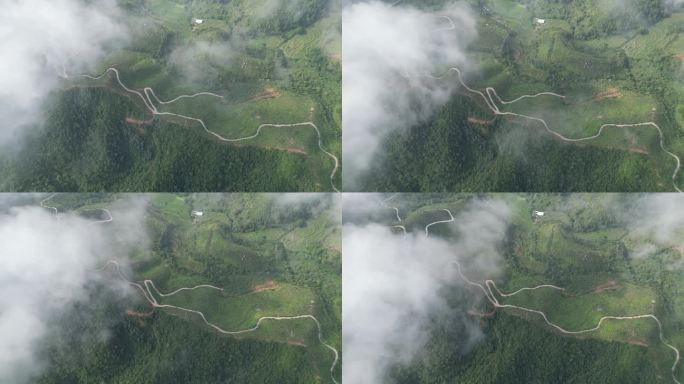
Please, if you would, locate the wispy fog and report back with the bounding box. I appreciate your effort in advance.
[0,195,147,383]
[342,1,477,189]
[0,0,128,146]
[342,195,510,383]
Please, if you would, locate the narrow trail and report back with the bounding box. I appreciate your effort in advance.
[423,208,455,237]
[418,208,681,383]
[40,195,112,225]
[429,15,682,192]
[391,225,407,234]
[81,68,340,192]
[89,209,113,225]
[40,194,58,216]
[380,193,402,222]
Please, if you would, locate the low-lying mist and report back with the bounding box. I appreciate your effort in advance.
[0,0,128,147]
[342,195,510,384]
[342,0,478,189]
[0,195,148,383]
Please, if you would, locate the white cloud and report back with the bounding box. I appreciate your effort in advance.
[273,193,341,223]
[0,0,127,145]
[342,1,477,189]
[0,197,146,383]
[342,196,510,383]
[620,194,684,260]
[169,40,236,85]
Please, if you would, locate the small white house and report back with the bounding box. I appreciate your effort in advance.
[534,18,545,25]
[191,210,204,218]
[533,210,545,218]
[191,18,204,26]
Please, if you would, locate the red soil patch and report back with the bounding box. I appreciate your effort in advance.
[251,87,281,101]
[512,243,523,257]
[467,116,495,125]
[675,53,684,63]
[282,138,307,155]
[593,88,622,101]
[672,245,684,256]
[627,338,649,347]
[125,117,153,126]
[285,147,307,155]
[467,308,496,318]
[287,338,307,347]
[126,308,154,318]
[592,280,620,294]
[627,146,649,155]
[250,280,278,293]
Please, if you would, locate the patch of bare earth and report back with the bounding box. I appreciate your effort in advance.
[467,116,494,125]
[467,307,496,318]
[250,280,278,293]
[126,308,154,318]
[592,280,620,294]
[251,87,281,101]
[285,147,307,155]
[287,338,307,347]
[627,338,649,347]
[671,245,684,256]
[512,243,523,257]
[281,138,307,155]
[627,147,649,154]
[593,88,622,101]
[125,117,153,126]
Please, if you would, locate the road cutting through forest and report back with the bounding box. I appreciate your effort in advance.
[380,193,402,222]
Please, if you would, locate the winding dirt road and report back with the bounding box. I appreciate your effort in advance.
[380,193,402,222]
[89,208,113,225]
[40,194,58,216]
[81,68,340,192]
[423,208,455,237]
[40,195,112,225]
[419,208,682,383]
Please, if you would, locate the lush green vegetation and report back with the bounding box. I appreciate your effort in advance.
[0,0,341,191]
[394,315,663,383]
[0,88,329,191]
[361,0,684,192]
[377,193,684,383]
[37,193,341,383]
